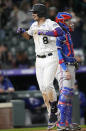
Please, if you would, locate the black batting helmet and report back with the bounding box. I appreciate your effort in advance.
[30,3,47,18]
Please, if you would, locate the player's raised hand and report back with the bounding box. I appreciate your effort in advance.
[17,27,25,34]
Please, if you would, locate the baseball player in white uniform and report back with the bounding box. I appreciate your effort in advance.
[17,3,64,129]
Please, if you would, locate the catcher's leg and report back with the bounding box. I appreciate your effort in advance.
[57,87,73,131]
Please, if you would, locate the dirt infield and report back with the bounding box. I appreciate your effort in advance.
[81,128,86,131]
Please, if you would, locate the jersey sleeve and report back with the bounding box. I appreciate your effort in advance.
[57,34,66,43]
[57,48,67,71]
[26,24,34,36]
[50,20,60,30]
[38,20,64,37]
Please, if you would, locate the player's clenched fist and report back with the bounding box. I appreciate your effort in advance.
[17,27,25,34]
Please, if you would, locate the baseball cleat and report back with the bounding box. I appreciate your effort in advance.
[48,121,57,130]
[57,126,66,131]
[48,113,57,130]
[65,123,81,131]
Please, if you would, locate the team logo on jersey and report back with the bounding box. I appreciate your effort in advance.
[34,30,38,34]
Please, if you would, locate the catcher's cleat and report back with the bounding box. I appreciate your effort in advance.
[70,123,81,131]
[65,123,81,131]
[57,126,66,131]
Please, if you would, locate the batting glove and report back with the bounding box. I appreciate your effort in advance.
[17,27,25,34]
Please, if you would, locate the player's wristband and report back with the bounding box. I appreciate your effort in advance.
[17,28,25,34]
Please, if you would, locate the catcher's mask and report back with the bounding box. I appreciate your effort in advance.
[55,12,73,32]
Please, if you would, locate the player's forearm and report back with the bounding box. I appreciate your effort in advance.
[60,62,67,71]
[38,27,63,37]
[17,28,30,40]
[58,35,66,41]
[58,49,67,71]
[21,32,30,40]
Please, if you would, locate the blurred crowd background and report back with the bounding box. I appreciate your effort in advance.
[0,0,86,69]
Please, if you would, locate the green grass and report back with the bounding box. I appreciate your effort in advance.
[0,126,86,131]
[81,125,86,128]
[0,127,47,131]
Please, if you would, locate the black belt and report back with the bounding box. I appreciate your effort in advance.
[37,53,53,58]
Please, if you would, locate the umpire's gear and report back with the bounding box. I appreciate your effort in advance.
[30,3,47,18]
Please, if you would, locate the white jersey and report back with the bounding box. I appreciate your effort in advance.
[27,19,60,55]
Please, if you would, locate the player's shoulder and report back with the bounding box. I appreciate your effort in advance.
[46,19,59,26]
[30,21,38,28]
[46,18,57,23]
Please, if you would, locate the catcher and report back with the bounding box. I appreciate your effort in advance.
[38,12,80,131]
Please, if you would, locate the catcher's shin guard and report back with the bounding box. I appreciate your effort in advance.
[66,101,72,125]
[58,87,73,127]
[66,88,73,125]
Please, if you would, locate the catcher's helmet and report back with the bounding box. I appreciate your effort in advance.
[30,3,47,17]
[55,12,72,24]
[55,12,73,32]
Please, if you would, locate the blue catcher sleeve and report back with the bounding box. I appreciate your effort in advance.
[38,27,63,37]
[58,48,67,71]
[57,35,66,42]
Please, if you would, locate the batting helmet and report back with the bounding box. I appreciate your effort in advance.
[30,3,47,18]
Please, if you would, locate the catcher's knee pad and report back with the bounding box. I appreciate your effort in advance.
[59,87,74,103]
[58,87,73,125]
[58,98,67,126]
